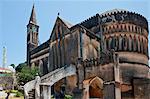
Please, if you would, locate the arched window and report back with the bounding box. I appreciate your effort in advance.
[124,25,127,32]
[111,36,116,50]
[140,38,144,53]
[137,36,140,52]
[122,36,126,50]
[120,25,123,32]
[133,36,138,52]
[116,25,119,32]
[109,37,112,50]
[135,26,137,33]
[116,36,119,51]
[128,35,132,51]
[132,25,134,32]
[123,35,128,51]
[106,37,110,50]
[119,35,123,51]
[128,25,130,32]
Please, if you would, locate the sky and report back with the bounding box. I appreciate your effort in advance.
[0,0,150,67]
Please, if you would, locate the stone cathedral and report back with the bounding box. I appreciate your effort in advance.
[25,5,150,99]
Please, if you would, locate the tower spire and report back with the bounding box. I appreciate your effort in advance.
[2,47,7,68]
[29,4,37,25]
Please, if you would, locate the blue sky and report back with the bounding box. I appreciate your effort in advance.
[0,0,150,66]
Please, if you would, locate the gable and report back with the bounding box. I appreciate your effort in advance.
[50,17,73,42]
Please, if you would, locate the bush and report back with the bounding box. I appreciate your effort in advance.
[15,91,23,97]
[65,95,72,99]
[17,66,40,85]
[10,90,18,93]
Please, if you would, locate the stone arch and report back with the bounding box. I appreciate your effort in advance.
[40,65,76,99]
[83,76,103,99]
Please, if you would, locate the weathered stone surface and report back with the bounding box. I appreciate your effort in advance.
[26,8,150,99]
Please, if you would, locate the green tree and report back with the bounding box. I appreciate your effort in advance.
[17,65,40,85]
[10,64,15,68]
[15,62,27,72]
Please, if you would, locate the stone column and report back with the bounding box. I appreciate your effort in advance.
[103,53,121,99]
[42,85,51,99]
[76,58,84,89]
[83,84,89,99]
[73,58,84,99]
[113,53,121,99]
[35,75,41,99]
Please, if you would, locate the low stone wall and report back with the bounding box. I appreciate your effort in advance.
[0,76,14,90]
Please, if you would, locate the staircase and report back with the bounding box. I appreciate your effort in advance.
[28,89,35,99]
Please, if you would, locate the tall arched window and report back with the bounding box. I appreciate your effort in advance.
[137,36,140,52]
[140,38,144,53]
[133,36,138,52]
[122,36,126,50]
[116,36,119,51]
[122,35,128,51]
[128,35,132,51]
[106,37,110,50]
[109,37,112,50]
[118,35,123,51]
[128,25,130,32]
[111,36,116,50]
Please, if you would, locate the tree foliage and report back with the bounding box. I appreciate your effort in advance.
[15,62,27,72]
[10,64,15,68]
[17,65,40,85]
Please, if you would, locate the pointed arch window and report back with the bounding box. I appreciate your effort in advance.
[111,36,117,50]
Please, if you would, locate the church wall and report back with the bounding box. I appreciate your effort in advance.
[119,63,149,84]
[82,33,100,60]
[133,78,150,99]
[49,28,79,71]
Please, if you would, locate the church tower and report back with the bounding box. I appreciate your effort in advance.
[27,5,39,65]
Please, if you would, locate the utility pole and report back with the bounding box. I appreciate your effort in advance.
[2,46,7,68]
